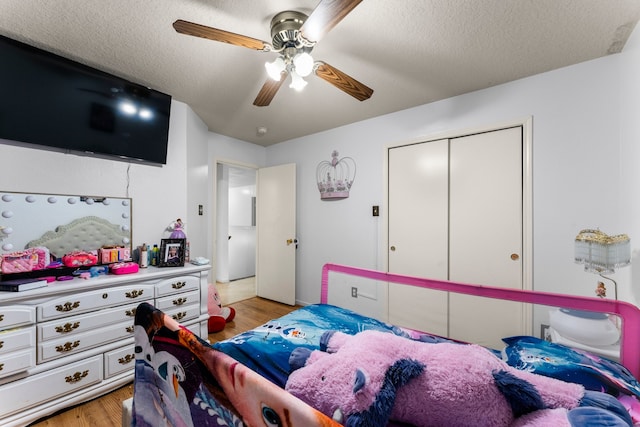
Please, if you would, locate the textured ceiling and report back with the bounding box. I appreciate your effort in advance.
[1,1,639,146]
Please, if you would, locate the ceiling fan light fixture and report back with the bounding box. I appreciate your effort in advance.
[293,52,314,77]
[289,70,307,91]
[265,57,286,81]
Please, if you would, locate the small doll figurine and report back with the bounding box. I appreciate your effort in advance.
[167,218,187,239]
[595,281,607,298]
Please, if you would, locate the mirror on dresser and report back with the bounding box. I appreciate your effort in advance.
[0,191,132,276]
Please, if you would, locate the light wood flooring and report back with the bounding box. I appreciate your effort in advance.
[216,276,256,305]
[29,296,298,427]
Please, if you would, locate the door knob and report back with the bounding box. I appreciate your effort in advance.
[510,253,519,260]
[390,246,396,251]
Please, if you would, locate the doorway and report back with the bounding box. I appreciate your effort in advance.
[216,162,257,304]
[214,161,297,306]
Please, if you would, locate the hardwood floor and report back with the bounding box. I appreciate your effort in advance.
[216,276,256,305]
[29,297,298,427]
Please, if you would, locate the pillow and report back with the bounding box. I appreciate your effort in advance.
[502,335,640,399]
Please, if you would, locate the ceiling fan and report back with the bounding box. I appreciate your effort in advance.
[172,0,373,107]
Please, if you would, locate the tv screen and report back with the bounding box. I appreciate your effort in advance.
[0,34,171,165]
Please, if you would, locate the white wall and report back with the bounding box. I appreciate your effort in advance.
[267,27,640,307]
[619,23,640,307]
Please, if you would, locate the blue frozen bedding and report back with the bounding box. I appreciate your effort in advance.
[212,303,640,422]
[212,303,462,388]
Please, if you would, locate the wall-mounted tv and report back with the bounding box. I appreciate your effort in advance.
[0,34,171,165]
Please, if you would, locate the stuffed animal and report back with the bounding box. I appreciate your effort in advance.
[207,283,236,332]
[285,330,632,427]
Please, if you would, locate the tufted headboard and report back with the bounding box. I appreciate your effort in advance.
[25,215,129,258]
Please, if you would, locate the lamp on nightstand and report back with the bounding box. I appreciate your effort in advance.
[574,229,631,300]
[548,229,631,357]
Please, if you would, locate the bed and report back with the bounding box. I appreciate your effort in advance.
[129,263,640,426]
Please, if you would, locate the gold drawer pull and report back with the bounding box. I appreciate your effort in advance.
[0,314,4,322]
[125,290,144,299]
[56,322,80,334]
[65,370,89,383]
[126,325,134,333]
[56,340,80,353]
[172,281,186,290]
[0,363,4,371]
[126,308,137,317]
[173,297,187,306]
[0,341,3,349]
[56,301,80,312]
[172,312,186,321]
[118,354,135,365]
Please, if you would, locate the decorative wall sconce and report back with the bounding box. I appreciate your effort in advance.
[316,150,356,200]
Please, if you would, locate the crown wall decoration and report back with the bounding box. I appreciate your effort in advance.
[316,150,356,200]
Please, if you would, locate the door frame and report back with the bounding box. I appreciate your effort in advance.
[382,117,533,330]
[212,158,259,286]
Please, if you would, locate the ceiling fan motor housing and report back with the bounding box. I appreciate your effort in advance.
[270,11,311,52]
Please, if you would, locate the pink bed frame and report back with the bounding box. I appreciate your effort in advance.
[321,263,640,379]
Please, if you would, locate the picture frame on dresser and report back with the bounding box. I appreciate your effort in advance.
[159,238,185,267]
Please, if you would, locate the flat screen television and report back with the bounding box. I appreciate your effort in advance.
[0,34,171,165]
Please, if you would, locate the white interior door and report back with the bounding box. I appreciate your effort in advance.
[256,163,296,305]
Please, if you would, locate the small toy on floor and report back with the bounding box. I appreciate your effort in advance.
[207,282,236,332]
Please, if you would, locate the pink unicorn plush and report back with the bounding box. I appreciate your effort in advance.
[285,330,632,427]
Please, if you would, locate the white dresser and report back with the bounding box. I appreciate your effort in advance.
[0,264,210,427]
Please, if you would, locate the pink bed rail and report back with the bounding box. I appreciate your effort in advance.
[321,263,640,379]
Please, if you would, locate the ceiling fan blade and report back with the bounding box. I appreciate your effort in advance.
[300,0,363,43]
[173,19,269,51]
[253,77,287,107]
[315,62,373,101]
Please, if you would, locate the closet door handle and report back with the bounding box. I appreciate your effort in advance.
[510,253,519,260]
[390,246,396,251]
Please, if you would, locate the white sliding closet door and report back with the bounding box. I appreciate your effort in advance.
[387,139,449,336]
[448,127,524,347]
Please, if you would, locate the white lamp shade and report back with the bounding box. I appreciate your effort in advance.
[575,229,630,274]
[265,57,286,81]
[289,70,307,91]
[293,52,314,77]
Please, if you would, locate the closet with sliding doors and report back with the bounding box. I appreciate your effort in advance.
[386,124,531,349]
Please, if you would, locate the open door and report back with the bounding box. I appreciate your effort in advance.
[256,163,297,305]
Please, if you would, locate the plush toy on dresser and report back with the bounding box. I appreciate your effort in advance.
[285,330,633,427]
[207,282,236,332]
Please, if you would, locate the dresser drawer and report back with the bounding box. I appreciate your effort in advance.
[155,275,201,297]
[164,303,200,324]
[155,289,199,311]
[0,348,35,379]
[0,355,101,417]
[104,344,135,378]
[0,305,36,330]
[0,325,35,355]
[38,320,135,363]
[38,302,141,341]
[38,285,154,321]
